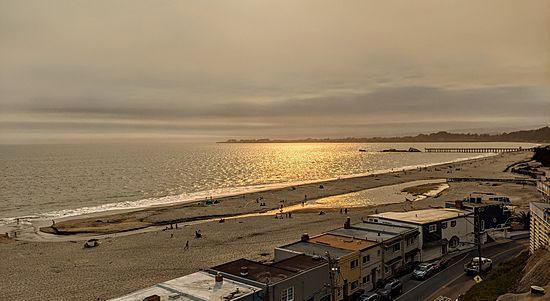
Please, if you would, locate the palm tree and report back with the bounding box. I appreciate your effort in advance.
[515,211,531,230]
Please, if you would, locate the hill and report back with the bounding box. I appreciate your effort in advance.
[220,126,550,143]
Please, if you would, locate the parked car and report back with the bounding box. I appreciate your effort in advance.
[432,258,450,271]
[412,262,436,280]
[357,292,380,301]
[350,289,366,301]
[376,278,402,300]
[464,257,492,275]
[396,260,420,276]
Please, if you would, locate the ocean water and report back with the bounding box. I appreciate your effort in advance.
[0,142,535,222]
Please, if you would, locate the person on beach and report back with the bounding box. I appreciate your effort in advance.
[184,240,189,250]
[345,208,348,214]
[340,208,343,214]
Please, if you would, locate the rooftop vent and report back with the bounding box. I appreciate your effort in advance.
[215,272,223,283]
[301,233,310,242]
[344,217,351,229]
[240,266,249,277]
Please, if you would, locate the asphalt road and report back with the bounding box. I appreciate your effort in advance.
[395,237,529,301]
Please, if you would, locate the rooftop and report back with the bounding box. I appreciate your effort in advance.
[108,271,261,301]
[352,221,417,236]
[279,240,353,259]
[211,259,294,284]
[271,254,327,273]
[370,208,470,225]
[309,233,378,251]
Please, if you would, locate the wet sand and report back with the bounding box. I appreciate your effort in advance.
[0,151,541,300]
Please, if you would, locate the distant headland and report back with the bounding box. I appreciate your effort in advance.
[219,126,550,143]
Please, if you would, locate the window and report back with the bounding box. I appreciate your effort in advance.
[441,222,448,229]
[281,287,294,301]
[392,243,400,252]
[377,250,381,256]
[363,255,370,263]
[451,221,456,227]
[363,276,371,283]
[351,281,358,289]
[350,259,359,269]
[407,237,415,246]
[481,220,485,231]
[429,224,437,233]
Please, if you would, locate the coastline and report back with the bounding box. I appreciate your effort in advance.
[29,151,519,237]
[0,150,542,301]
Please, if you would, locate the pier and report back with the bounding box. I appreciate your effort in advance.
[425,147,534,153]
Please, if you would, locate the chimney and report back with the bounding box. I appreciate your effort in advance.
[301,233,310,242]
[240,266,249,277]
[344,217,351,229]
[455,200,463,210]
[215,272,223,283]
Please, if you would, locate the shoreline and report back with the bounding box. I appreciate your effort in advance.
[1,150,542,301]
[0,151,495,226]
[29,151,525,237]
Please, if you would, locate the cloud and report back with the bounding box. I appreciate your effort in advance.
[0,0,549,143]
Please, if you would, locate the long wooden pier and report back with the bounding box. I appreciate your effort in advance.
[425,147,534,153]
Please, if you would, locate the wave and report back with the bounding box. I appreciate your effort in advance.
[0,152,495,227]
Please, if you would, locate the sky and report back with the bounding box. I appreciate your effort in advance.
[1,0,549,143]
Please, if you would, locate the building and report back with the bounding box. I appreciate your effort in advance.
[446,197,512,230]
[275,233,368,301]
[210,254,331,301]
[530,202,550,253]
[530,172,550,254]
[108,271,263,301]
[367,208,474,261]
[538,174,550,202]
[329,218,420,285]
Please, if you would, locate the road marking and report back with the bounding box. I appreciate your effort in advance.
[395,253,470,301]
[424,244,527,301]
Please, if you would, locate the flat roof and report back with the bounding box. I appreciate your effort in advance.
[212,258,294,284]
[271,254,327,273]
[280,241,352,259]
[329,228,389,242]
[370,208,470,225]
[309,233,377,250]
[352,221,417,236]
[108,271,261,301]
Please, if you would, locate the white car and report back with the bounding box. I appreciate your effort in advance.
[464,257,492,275]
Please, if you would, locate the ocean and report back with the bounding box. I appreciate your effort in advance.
[0,142,536,224]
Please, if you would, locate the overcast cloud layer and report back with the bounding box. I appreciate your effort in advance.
[1,0,549,143]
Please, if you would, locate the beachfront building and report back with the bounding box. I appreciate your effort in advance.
[530,202,550,254]
[367,208,474,261]
[210,254,331,301]
[275,233,375,301]
[108,271,263,301]
[329,218,420,286]
[538,173,550,202]
[446,198,512,230]
[530,173,550,254]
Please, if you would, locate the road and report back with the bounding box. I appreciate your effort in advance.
[395,237,529,301]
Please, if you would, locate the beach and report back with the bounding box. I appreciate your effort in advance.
[0,151,541,300]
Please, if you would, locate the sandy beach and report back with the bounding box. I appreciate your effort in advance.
[0,151,541,300]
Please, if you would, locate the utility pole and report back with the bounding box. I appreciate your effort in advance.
[326,252,336,301]
[475,207,482,275]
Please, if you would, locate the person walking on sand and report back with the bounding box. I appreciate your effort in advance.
[184,240,189,250]
[345,208,348,214]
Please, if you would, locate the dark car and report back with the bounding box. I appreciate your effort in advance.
[358,292,380,301]
[432,258,450,271]
[376,279,402,300]
[412,262,436,280]
[350,289,366,301]
[396,260,420,276]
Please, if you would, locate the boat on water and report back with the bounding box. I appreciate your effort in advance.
[381,147,421,153]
